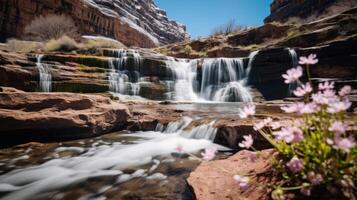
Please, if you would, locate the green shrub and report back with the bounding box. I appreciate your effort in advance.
[183,45,193,54]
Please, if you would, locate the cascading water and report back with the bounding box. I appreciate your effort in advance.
[107,49,260,102]
[155,116,217,141]
[164,58,200,101]
[108,49,142,97]
[200,58,253,102]
[287,48,299,95]
[0,118,223,199]
[35,55,52,92]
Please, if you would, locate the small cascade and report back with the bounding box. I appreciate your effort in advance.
[199,57,253,102]
[165,58,200,101]
[156,117,217,141]
[35,55,52,92]
[108,49,142,97]
[287,48,299,95]
[245,50,259,81]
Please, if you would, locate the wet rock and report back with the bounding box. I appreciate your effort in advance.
[187,149,277,200]
[139,82,167,100]
[0,89,130,146]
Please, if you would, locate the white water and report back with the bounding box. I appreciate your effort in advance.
[35,55,52,92]
[0,119,223,200]
[200,57,253,102]
[164,58,200,101]
[107,49,260,102]
[287,48,299,95]
[108,49,142,97]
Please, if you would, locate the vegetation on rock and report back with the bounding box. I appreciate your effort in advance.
[236,54,356,199]
[24,14,78,41]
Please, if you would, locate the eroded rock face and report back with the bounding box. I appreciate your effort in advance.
[265,0,357,23]
[0,88,130,146]
[0,0,189,47]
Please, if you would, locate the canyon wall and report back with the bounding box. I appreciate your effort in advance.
[265,0,357,23]
[0,0,189,47]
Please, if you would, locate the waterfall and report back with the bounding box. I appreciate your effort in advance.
[287,48,299,95]
[199,57,252,102]
[35,55,52,92]
[245,50,259,80]
[165,58,200,101]
[156,117,217,141]
[108,49,142,97]
[106,49,260,102]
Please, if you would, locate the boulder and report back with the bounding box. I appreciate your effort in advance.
[0,89,130,146]
[187,149,276,200]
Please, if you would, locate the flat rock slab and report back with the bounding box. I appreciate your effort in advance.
[0,88,130,145]
[187,149,276,200]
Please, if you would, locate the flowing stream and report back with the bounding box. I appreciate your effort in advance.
[0,117,227,200]
[35,55,52,92]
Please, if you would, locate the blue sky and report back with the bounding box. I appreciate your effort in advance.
[154,0,273,38]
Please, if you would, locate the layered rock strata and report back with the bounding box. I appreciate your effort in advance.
[0,0,189,47]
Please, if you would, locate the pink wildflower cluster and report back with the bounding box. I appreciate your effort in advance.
[239,54,356,199]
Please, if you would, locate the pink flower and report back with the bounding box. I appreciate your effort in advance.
[308,172,323,186]
[239,135,254,149]
[312,92,330,105]
[327,100,351,113]
[201,146,217,161]
[300,102,319,114]
[233,175,250,190]
[281,102,304,113]
[175,144,183,152]
[318,81,335,91]
[286,156,303,173]
[273,127,303,143]
[334,137,355,152]
[312,90,339,105]
[300,187,311,196]
[338,85,351,97]
[282,66,303,84]
[239,104,256,118]
[299,54,318,65]
[254,117,272,130]
[328,121,348,135]
[293,83,312,97]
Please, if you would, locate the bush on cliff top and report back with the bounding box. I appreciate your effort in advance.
[45,35,79,52]
[24,14,78,41]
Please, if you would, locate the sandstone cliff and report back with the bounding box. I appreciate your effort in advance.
[0,0,189,47]
[264,0,357,23]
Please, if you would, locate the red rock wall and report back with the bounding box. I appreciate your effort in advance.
[0,0,186,47]
[264,0,357,23]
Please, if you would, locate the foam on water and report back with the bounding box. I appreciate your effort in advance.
[0,118,224,199]
[108,49,142,97]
